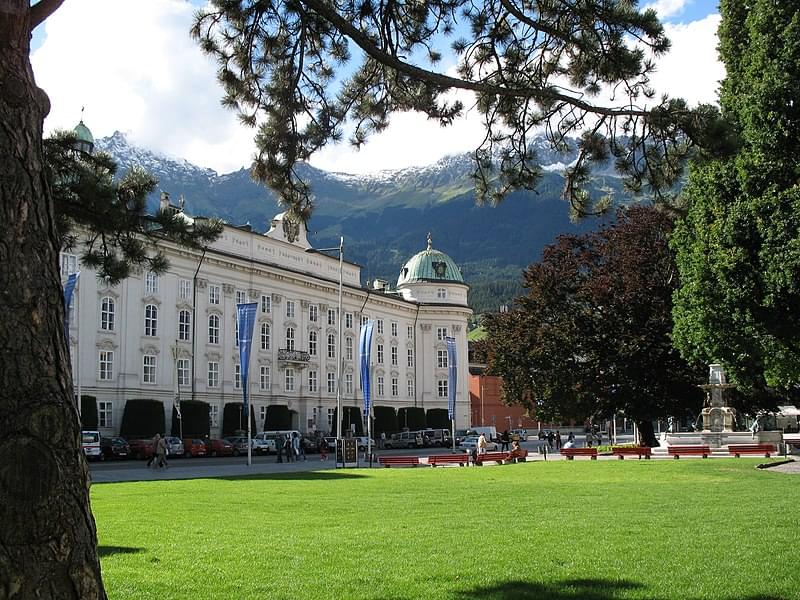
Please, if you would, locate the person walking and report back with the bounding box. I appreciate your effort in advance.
[156,434,168,468]
[501,430,510,452]
[276,436,284,463]
[380,431,386,449]
[146,433,160,468]
[283,435,294,462]
[292,432,304,461]
[319,437,328,461]
[555,431,562,450]
[477,433,488,456]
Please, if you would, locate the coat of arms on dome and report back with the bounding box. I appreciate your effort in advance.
[283,216,300,243]
[432,261,447,278]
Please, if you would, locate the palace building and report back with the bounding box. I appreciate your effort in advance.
[62,130,471,437]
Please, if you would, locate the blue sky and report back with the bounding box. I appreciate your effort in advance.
[30,0,722,175]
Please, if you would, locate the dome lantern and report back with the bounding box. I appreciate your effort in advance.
[72,108,94,154]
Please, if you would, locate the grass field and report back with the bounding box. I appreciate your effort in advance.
[93,460,799,600]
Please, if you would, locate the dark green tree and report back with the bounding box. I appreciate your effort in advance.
[484,207,705,446]
[193,0,724,220]
[672,1,800,396]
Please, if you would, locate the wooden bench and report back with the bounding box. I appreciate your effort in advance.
[561,447,598,460]
[728,444,775,458]
[429,453,470,467]
[475,451,510,465]
[612,446,652,460]
[667,445,710,459]
[378,455,420,468]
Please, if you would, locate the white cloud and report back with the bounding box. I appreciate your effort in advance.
[644,0,689,19]
[648,14,723,106]
[32,0,255,173]
[31,1,723,176]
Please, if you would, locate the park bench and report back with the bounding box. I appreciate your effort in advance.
[378,455,421,468]
[611,446,652,460]
[667,445,710,459]
[475,451,511,465]
[561,447,598,460]
[429,454,469,467]
[728,444,775,458]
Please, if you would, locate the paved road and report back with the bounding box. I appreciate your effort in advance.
[88,435,640,483]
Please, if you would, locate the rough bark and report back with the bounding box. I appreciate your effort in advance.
[0,2,106,597]
[636,420,658,448]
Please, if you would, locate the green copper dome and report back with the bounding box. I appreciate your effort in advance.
[73,120,94,144]
[397,233,464,286]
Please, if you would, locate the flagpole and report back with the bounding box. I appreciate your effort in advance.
[75,275,81,419]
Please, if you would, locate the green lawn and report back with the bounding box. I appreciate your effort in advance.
[93,460,799,600]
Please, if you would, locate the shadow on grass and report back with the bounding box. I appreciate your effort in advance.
[92,469,368,485]
[454,579,788,600]
[98,545,144,557]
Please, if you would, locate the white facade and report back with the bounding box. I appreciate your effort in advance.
[63,210,472,437]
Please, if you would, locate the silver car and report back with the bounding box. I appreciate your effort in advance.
[163,436,184,457]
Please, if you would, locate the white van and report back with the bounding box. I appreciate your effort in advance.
[466,426,497,442]
[81,430,102,461]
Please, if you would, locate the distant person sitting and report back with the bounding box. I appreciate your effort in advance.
[508,440,526,461]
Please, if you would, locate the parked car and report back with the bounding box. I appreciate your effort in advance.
[182,438,208,458]
[81,430,102,461]
[512,429,529,442]
[163,436,184,457]
[206,438,235,457]
[458,435,499,452]
[385,431,423,449]
[100,436,130,460]
[127,438,155,460]
[422,429,452,447]
[454,429,469,444]
[251,433,277,454]
[224,436,250,456]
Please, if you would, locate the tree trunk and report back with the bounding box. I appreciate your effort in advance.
[636,419,658,448]
[0,3,106,598]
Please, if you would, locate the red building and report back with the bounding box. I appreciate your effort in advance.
[468,368,539,431]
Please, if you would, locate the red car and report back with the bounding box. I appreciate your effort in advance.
[127,438,155,460]
[182,438,208,458]
[206,438,234,457]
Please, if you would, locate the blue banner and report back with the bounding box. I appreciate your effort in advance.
[63,272,80,341]
[236,302,258,417]
[359,320,375,417]
[446,336,457,421]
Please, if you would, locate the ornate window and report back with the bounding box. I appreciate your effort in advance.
[178,309,191,341]
[207,361,219,387]
[145,271,159,295]
[100,297,115,331]
[308,330,318,356]
[142,354,157,384]
[286,327,295,351]
[98,351,113,381]
[208,314,220,345]
[144,304,158,337]
[259,365,271,391]
[260,322,271,350]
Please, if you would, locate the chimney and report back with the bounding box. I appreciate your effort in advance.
[373,279,388,291]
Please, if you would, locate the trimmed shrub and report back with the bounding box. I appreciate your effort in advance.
[332,406,364,437]
[120,399,165,439]
[80,395,98,430]
[171,400,210,438]
[397,407,426,431]
[426,408,450,429]
[373,406,397,436]
[264,405,291,431]
[222,402,257,437]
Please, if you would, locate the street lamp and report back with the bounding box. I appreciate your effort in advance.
[171,342,183,441]
[306,237,344,459]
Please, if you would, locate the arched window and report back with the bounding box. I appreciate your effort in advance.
[308,330,318,356]
[286,327,295,351]
[144,304,158,337]
[100,297,115,331]
[208,314,220,344]
[178,309,191,341]
[260,322,271,350]
[327,333,336,359]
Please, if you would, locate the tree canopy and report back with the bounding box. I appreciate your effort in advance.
[672,0,800,394]
[193,0,724,220]
[483,206,706,445]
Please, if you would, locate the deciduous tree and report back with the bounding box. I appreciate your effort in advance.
[484,207,705,445]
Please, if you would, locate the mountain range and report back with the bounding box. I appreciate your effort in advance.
[96,132,623,315]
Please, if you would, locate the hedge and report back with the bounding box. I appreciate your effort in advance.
[264,405,292,431]
[426,408,450,429]
[397,407,426,431]
[120,399,165,439]
[373,406,397,437]
[80,395,98,430]
[170,400,210,438]
[332,406,364,437]
[222,402,257,437]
